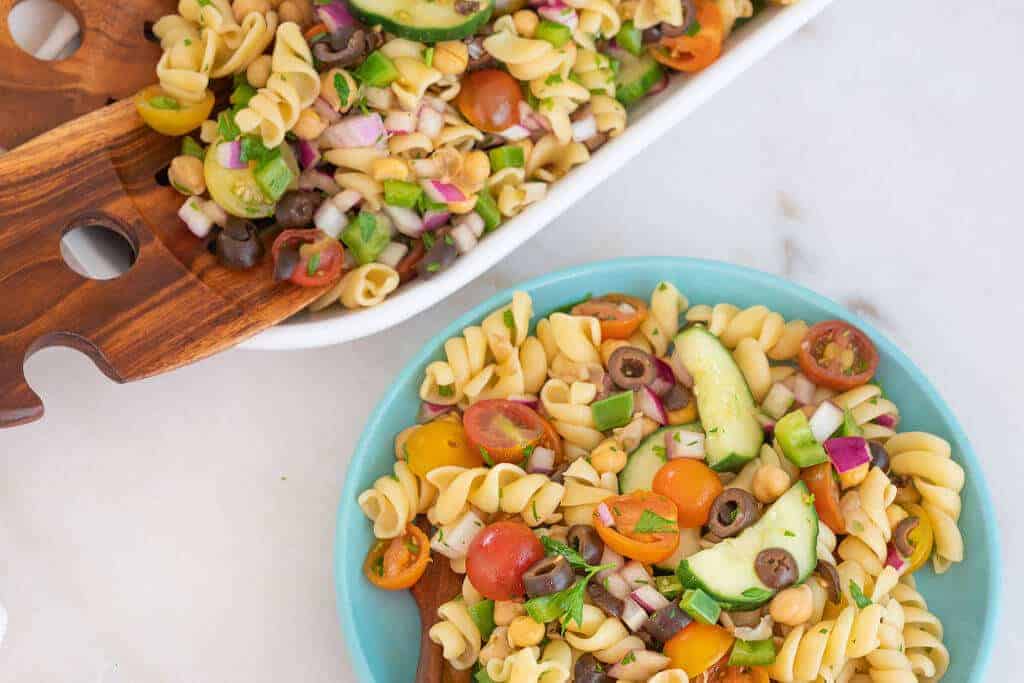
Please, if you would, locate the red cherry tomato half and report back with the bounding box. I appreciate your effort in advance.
[801,463,845,535]
[455,69,523,133]
[271,228,344,286]
[463,399,546,464]
[797,320,879,391]
[466,521,545,600]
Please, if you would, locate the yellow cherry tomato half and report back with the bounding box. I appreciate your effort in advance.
[664,622,735,678]
[405,419,482,477]
[134,85,214,137]
[903,503,935,574]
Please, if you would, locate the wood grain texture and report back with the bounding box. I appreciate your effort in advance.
[0,99,329,428]
[410,518,473,683]
[0,0,173,150]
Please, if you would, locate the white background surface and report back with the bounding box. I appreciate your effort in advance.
[2,0,1022,681]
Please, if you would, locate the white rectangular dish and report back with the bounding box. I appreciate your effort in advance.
[45,0,837,350]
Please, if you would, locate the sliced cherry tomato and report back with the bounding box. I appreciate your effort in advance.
[455,69,523,133]
[664,622,735,677]
[135,84,214,136]
[395,239,426,283]
[711,665,770,683]
[593,492,680,563]
[571,293,649,339]
[271,229,344,286]
[363,524,430,590]
[653,459,723,528]
[463,399,546,464]
[404,420,482,477]
[801,463,845,534]
[649,0,724,73]
[798,320,880,391]
[535,411,564,462]
[903,503,935,574]
[466,521,545,600]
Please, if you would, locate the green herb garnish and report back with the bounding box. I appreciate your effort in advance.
[633,509,677,534]
[849,580,872,608]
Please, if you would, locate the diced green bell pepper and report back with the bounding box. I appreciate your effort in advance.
[253,154,293,202]
[728,638,776,666]
[474,190,501,233]
[680,588,721,625]
[654,575,684,600]
[383,179,422,208]
[591,391,634,431]
[835,408,863,438]
[775,410,828,467]
[488,145,525,171]
[354,50,399,87]
[468,599,496,641]
[615,20,644,56]
[181,136,205,160]
[534,19,571,48]
[342,211,390,264]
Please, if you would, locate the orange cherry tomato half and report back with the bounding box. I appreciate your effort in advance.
[271,229,345,286]
[664,622,735,677]
[463,399,546,464]
[798,320,880,391]
[653,459,724,528]
[801,463,845,535]
[466,521,545,600]
[455,69,523,133]
[363,525,431,590]
[593,492,680,563]
[650,0,725,73]
[711,665,770,683]
[572,293,649,339]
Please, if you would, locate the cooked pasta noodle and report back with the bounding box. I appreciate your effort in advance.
[427,464,565,527]
[685,303,809,360]
[836,466,899,580]
[640,281,687,356]
[310,263,399,311]
[833,384,901,441]
[429,599,483,670]
[485,646,570,683]
[357,460,436,538]
[526,135,590,183]
[892,575,949,680]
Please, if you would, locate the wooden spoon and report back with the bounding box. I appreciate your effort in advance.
[0,99,330,428]
[410,518,473,683]
[0,0,175,150]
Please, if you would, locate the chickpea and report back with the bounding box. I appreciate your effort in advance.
[232,0,270,21]
[320,68,358,112]
[512,10,539,37]
[459,150,491,190]
[493,600,525,626]
[168,155,206,195]
[246,55,273,89]
[752,464,791,503]
[292,108,327,140]
[599,339,630,368]
[433,40,469,76]
[838,462,869,490]
[769,584,814,626]
[508,616,545,648]
[371,158,411,182]
[278,0,313,26]
[590,438,627,474]
[200,119,219,144]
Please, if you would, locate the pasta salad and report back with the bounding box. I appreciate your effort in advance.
[358,285,963,682]
[135,0,792,311]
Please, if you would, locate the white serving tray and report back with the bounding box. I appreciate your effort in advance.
[28,0,836,350]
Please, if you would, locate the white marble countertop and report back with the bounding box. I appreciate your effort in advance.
[2,0,1022,680]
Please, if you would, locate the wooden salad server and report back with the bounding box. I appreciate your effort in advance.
[0,0,174,151]
[0,99,330,428]
[411,518,472,683]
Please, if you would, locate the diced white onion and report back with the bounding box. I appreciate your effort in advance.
[363,86,394,110]
[498,124,531,141]
[619,561,651,591]
[595,545,624,581]
[178,197,213,238]
[333,189,362,213]
[376,241,409,269]
[431,510,484,559]
[455,211,486,239]
[571,114,597,142]
[762,382,796,420]
[603,572,631,600]
[620,598,648,631]
[384,110,416,134]
[450,222,478,254]
[809,400,844,443]
[314,199,347,238]
[666,429,705,459]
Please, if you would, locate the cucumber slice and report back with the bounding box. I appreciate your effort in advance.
[676,482,819,609]
[672,326,764,471]
[619,422,702,494]
[347,0,494,42]
[611,47,664,107]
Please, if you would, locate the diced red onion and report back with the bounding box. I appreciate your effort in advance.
[417,401,454,423]
[755,412,776,440]
[608,651,672,680]
[874,414,898,428]
[665,429,705,460]
[668,353,694,388]
[526,446,555,474]
[314,199,346,238]
[570,114,597,142]
[422,209,451,231]
[538,3,578,30]
[384,111,416,135]
[595,545,624,581]
[296,139,321,169]
[885,543,906,571]
[792,373,816,406]
[507,394,540,409]
[316,1,355,34]
[333,188,362,212]
[647,73,670,96]
[635,386,667,425]
[596,502,615,527]
[216,140,245,169]
[824,436,872,474]
[602,572,631,600]
[383,205,425,238]
[178,197,214,238]
[647,357,676,397]
[417,106,444,138]
[431,510,484,559]
[421,179,466,204]
[620,598,648,631]
[809,401,844,442]
[498,124,531,141]
[299,168,340,194]
[377,241,408,269]
[630,585,670,613]
[761,382,796,420]
[322,113,384,148]
[619,561,651,591]
[313,97,341,123]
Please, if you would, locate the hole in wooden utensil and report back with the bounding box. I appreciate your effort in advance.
[7,0,82,61]
[60,224,137,280]
[154,165,171,187]
[143,20,158,43]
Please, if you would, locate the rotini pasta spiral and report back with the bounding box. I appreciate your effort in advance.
[837,466,899,581]
[568,0,622,48]
[833,384,901,441]
[426,463,566,527]
[886,432,965,573]
[573,49,616,97]
[421,325,491,405]
[485,646,571,683]
[235,22,320,147]
[563,605,630,654]
[526,135,590,182]
[357,460,437,538]
[891,575,949,680]
[429,599,482,670]
[590,94,627,137]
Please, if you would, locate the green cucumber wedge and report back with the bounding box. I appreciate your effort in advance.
[611,47,664,108]
[347,0,494,42]
[618,422,702,494]
[677,482,819,609]
[672,326,764,471]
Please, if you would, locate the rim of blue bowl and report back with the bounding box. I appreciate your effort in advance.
[335,256,1001,683]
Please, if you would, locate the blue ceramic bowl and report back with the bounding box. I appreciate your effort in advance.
[335,257,1000,682]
